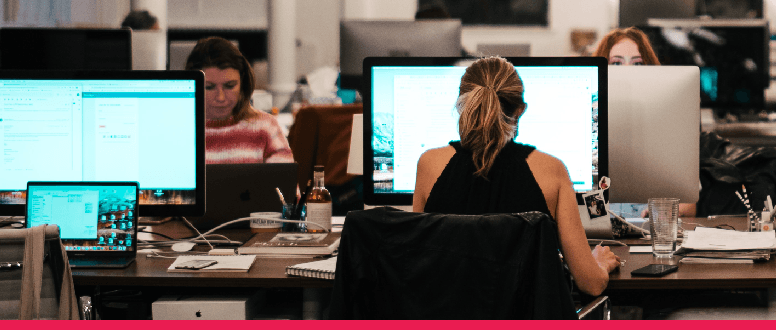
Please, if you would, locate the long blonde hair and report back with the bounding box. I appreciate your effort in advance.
[457,56,525,178]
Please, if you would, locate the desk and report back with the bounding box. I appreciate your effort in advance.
[72,221,335,319]
[607,216,776,290]
[71,216,776,319]
[76,216,771,290]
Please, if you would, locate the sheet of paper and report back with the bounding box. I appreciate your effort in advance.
[629,246,653,253]
[682,227,776,250]
[680,257,754,264]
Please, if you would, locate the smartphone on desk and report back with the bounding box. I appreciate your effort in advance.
[631,264,678,277]
[175,259,217,270]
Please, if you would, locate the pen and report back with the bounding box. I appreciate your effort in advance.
[737,188,758,231]
[276,187,286,206]
[293,180,313,218]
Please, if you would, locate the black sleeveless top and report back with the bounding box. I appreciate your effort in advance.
[424,141,551,215]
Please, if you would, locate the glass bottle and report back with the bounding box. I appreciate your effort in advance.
[306,165,332,233]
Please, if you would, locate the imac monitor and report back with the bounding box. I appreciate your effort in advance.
[608,66,700,204]
[362,57,607,206]
[339,20,463,91]
[640,19,769,113]
[0,28,132,70]
[0,70,205,217]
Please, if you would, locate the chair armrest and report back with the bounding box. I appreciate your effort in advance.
[577,295,611,320]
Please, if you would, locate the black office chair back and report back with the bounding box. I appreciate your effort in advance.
[329,207,578,319]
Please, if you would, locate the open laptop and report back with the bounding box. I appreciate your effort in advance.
[185,163,298,230]
[26,181,139,268]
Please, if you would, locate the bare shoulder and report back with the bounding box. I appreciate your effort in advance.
[526,150,568,175]
[417,145,456,178]
[419,145,456,163]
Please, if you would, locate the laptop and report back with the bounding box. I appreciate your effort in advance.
[186,163,298,230]
[26,181,139,269]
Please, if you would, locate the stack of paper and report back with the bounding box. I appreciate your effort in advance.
[681,227,776,250]
[675,227,776,263]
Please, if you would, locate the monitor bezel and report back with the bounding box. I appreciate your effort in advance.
[339,19,463,92]
[0,70,205,217]
[0,27,133,70]
[362,56,609,206]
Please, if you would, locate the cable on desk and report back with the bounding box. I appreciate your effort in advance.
[179,216,214,249]
[586,239,627,246]
[138,231,176,240]
[142,216,331,253]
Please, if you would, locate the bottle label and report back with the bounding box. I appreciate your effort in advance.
[306,203,332,231]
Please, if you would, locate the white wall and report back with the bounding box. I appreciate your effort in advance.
[296,0,340,76]
[342,0,417,20]
[167,0,267,29]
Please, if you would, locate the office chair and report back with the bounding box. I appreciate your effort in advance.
[0,224,80,320]
[328,207,610,320]
[288,104,364,214]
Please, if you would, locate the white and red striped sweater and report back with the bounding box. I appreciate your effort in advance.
[205,111,294,164]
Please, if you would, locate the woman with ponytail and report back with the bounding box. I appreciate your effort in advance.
[412,56,620,296]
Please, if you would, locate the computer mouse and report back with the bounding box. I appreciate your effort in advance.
[171,241,196,252]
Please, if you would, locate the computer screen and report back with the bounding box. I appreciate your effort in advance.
[0,28,132,70]
[26,182,138,253]
[0,70,205,216]
[339,20,462,91]
[362,57,607,206]
[640,19,769,113]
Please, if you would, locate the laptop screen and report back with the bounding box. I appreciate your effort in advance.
[26,182,139,253]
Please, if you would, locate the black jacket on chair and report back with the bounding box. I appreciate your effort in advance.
[328,207,578,320]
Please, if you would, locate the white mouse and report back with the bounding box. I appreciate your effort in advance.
[171,241,196,252]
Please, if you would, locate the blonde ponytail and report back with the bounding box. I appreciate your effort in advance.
[457,57,525,178]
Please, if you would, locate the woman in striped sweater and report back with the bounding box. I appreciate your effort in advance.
[186,36,294,164]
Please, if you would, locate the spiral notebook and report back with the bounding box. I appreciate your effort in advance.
[285,257,337,280]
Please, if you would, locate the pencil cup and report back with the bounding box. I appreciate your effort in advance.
[648,198,679,258]
[282,203,306,232]
[759,211,773,232]
[249,212,283,233]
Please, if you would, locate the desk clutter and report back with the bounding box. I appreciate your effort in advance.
[237,232,340,257]
[675,227,776,263]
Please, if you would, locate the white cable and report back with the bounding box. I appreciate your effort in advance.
[179,216,214,249]
[144,216,331,251]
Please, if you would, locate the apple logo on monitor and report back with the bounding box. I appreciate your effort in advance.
[239,189,250,202]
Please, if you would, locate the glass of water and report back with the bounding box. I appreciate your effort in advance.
[648,198,680,258]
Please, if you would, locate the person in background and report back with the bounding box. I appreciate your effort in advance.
[593,27,697,218]
[121,10,159,30]
[186,36,294,164]
[413,56,620,296]
[592,26,660,66]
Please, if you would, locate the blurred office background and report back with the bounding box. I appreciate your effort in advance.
[1,0,776,132]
